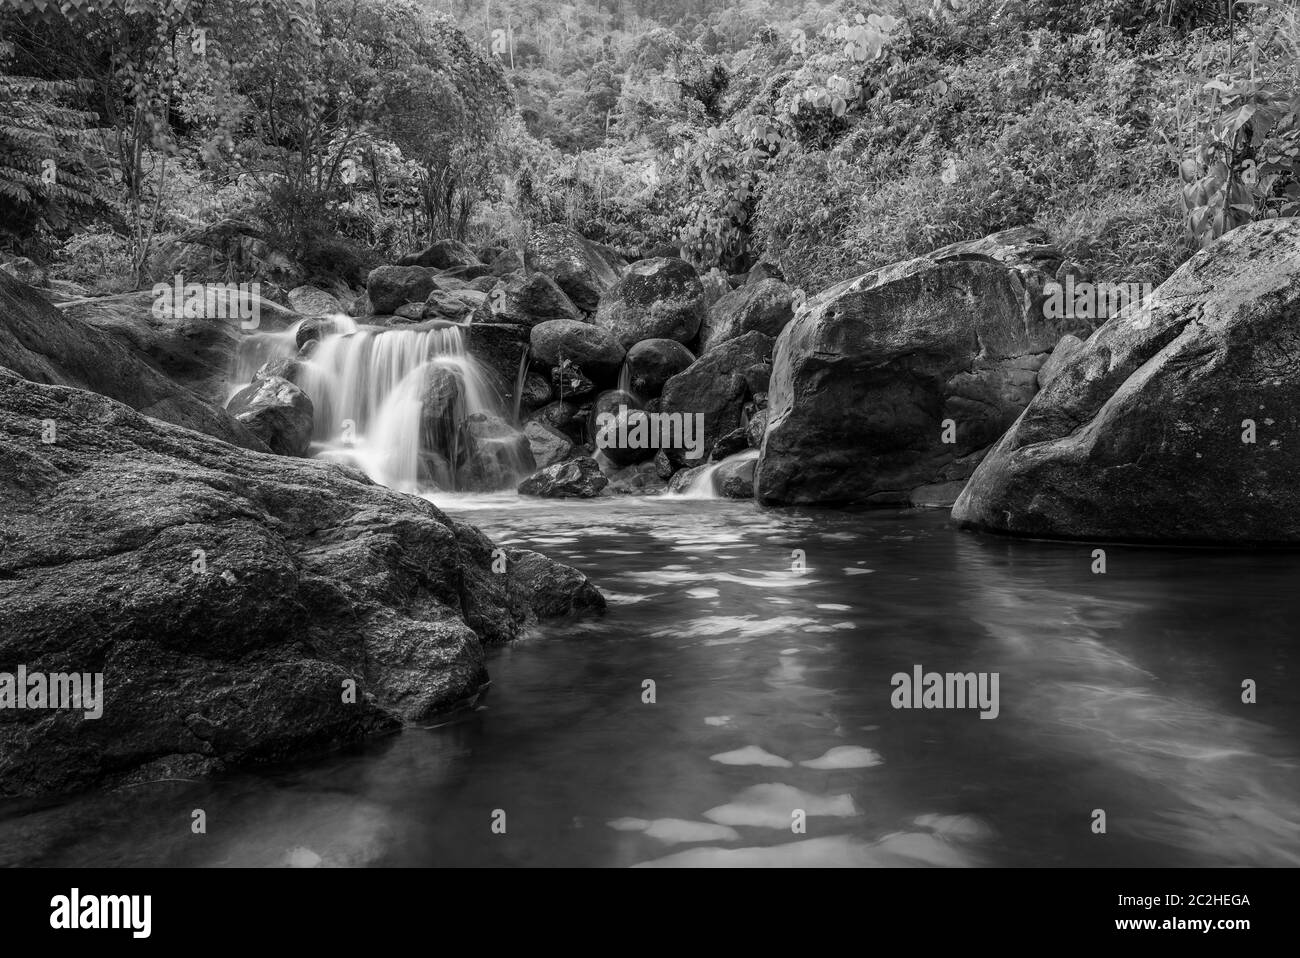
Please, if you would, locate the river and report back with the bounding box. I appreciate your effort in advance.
[2,498,1297,867]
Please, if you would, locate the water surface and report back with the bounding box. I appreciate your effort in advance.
[2,499,1297,867]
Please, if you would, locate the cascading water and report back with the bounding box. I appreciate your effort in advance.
[671,448,760,500]
[229,317,533,495]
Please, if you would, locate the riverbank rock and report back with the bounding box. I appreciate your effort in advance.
[0,370,603,798]
[953,217,1300,544]
[517,457,609,498]
[0,273,266,450]
[757,242,1081,507]
[661,331,773,468]
[227,375,314,457]
[594,257,705,349]
[699,279,795,354]
[525,224,627,313]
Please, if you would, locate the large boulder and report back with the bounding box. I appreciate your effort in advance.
[953,217,1300,544]
[660,331,773,468]
[525,224,627,313]
[517,456,609,498]
[227,375,314,457]
[0,370,602,797]
[624,339,696,400]
[287,284,344,317]
[366,265,442,315]
[397,239,479,271]
[0,273,266,450]
[476,272,582,328]
[530,319,625,375]
[61,287,298,406]
[594,257,705,349]
[699,279,795,354]
[756,243,1082,507]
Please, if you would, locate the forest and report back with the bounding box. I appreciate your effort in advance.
[3,0,1296,300]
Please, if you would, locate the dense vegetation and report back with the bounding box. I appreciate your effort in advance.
[2,0,1298,297]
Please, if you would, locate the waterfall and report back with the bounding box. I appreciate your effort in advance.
[513,350,531,424]
[229,317,532,495]
[617,360,633,398]
[671,449,760,500]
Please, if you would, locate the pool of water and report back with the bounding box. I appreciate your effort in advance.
[2,498,1297,867]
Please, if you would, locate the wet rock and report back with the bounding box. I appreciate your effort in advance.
[715,454,758,498]
[520,371,552,410]
[660,331,773,468]
[527,400,584,443]
[227,375,315,457]
[589,389,652,468]
[711,426,749,461]
[456,413,534,492]
[667,463,710,494]
[606,459,668,496]
[462,323,529,402]
[746,408,769,449]
[0,371,601,797]
[653,449,675,480]
[524,420,573,469]
[552,361,596,401]
[501,549,606,619]
[517,457,609,498]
